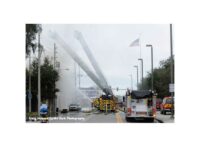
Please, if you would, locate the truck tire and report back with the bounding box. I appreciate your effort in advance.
[126,117,130,122]
[148,118,154,122]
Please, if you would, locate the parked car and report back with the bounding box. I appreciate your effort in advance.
[156,98,162,110]
[160,97,173,115]
[69,104,81,111]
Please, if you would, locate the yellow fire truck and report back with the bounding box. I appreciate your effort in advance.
[93,95,117,112]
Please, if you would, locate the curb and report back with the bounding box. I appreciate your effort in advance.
[155,118,164,123]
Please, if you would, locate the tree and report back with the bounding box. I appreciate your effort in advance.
[26,24,42,56]
[26,56,59,113]
[138,57,174,98]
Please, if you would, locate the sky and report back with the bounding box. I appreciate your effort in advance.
[40,24,171,95]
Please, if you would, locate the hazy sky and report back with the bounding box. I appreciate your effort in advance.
[40,24,171,94]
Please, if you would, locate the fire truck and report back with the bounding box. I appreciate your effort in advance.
[93,95,117,112]
[125,90,156,122]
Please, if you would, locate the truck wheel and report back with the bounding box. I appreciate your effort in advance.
[126,117,130,122]
[148,118,154,122]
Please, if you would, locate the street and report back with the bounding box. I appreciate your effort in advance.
[48,111,120,123]
[46,110,173,123]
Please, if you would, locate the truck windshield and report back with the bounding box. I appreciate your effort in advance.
[166,99,172,104]
[131,99,147,104]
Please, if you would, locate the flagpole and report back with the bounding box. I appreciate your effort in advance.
[139,33,142,58]
[139,33,144,89]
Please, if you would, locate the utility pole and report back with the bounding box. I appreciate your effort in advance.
[28,51,32,113]
[170,24,174,92]
[53,43,57,115]
[54,43,57,69]
[170,24,174,118]
[38,32,41,115]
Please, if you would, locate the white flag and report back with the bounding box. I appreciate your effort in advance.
[130,38,140,47]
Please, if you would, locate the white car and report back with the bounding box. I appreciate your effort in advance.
[69,104,81,111]
[81,107,92,113]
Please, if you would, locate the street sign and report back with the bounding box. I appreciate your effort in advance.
[169,84,174,92]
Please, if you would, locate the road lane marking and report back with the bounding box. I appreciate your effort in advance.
[115,112,123,123]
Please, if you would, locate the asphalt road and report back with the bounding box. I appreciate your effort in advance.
[48,110,161,123]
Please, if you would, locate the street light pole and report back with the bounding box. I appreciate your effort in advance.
[134,65,139,90]
[146,44,154,91]
[129,74,133,90]
[138,58,143,89]
[28,51,32,113]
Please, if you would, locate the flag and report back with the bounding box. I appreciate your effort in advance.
[130,38,140,47]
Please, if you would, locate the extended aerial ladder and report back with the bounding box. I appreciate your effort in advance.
[74,31,117,112]
[50,31,117,112]
[74,31,112,95]
[50,31,105,92]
